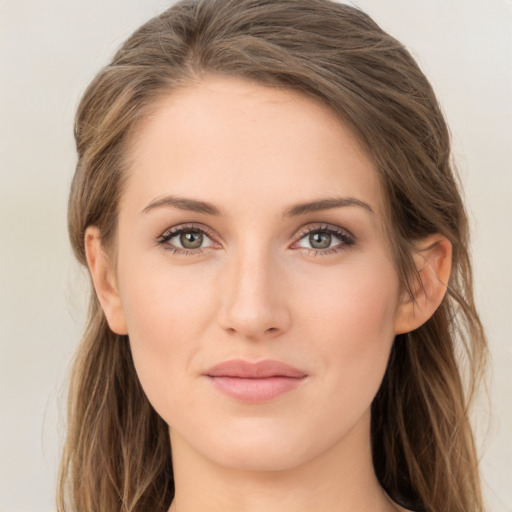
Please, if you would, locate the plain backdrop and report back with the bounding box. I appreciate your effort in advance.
[0,1,511,510]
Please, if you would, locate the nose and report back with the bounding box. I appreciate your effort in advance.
[218,246,291,341]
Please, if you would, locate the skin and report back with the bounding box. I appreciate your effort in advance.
[86,76,451,512]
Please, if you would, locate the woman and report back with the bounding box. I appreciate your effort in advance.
[58,1,488,511]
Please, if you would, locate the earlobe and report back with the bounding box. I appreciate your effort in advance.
[85,226,128,335]
[394,234,452,335]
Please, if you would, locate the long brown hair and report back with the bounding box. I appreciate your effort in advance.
[59,1,488,511]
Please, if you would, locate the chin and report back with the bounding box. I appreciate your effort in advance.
[182,416,341,473]
[210,439,311,473]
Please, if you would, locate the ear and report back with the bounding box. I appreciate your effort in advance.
[394,234,452,335]
[85,226,128,335]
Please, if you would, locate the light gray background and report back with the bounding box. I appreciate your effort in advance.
[1,1,510,510]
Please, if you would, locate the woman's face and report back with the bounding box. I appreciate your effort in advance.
[105,77,406,471]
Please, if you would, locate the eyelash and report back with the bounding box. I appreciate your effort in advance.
[155,223,218,256]
[155,223,355,257]
[293,224,355,256]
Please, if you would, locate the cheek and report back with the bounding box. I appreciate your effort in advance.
[302,256,399,336]
[119,247,220,337]
[117,258,218,419]
[298,258,400,404]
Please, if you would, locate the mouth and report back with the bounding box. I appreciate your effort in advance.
[204,359,308,403]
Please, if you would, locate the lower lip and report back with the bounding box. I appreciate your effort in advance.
[207,376,306,403]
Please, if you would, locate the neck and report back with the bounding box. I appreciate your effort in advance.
[168,411,402,512]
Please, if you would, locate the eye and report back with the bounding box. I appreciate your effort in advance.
[293,225,355,254]
[304,231,334,250]
[176,229,207,249]
[156,225,218,253]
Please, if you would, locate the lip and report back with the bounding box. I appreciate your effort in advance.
[204,359,308,403]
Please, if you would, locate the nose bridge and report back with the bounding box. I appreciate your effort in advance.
[219,239,289,339]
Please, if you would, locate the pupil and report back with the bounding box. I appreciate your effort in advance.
[180,230,203,249]
[309,231,331,249]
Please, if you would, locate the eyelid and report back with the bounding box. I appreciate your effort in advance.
[290,223,355,254]
[158,222,217,239]
[156,223,222,252]
[293,223,354,241]
[155,222,355,256]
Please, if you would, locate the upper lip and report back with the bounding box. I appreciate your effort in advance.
[204,359,307,378]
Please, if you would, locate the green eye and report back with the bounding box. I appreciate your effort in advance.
[294,225,355,254]
[179,230,204,249]
[157,225,216,253]
[308,231,332,249]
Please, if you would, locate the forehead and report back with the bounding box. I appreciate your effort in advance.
[121,76,384,220]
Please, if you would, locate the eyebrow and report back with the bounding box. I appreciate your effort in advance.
[283,197,374,217]
[142,196,221,216]
[141,195,374,217]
